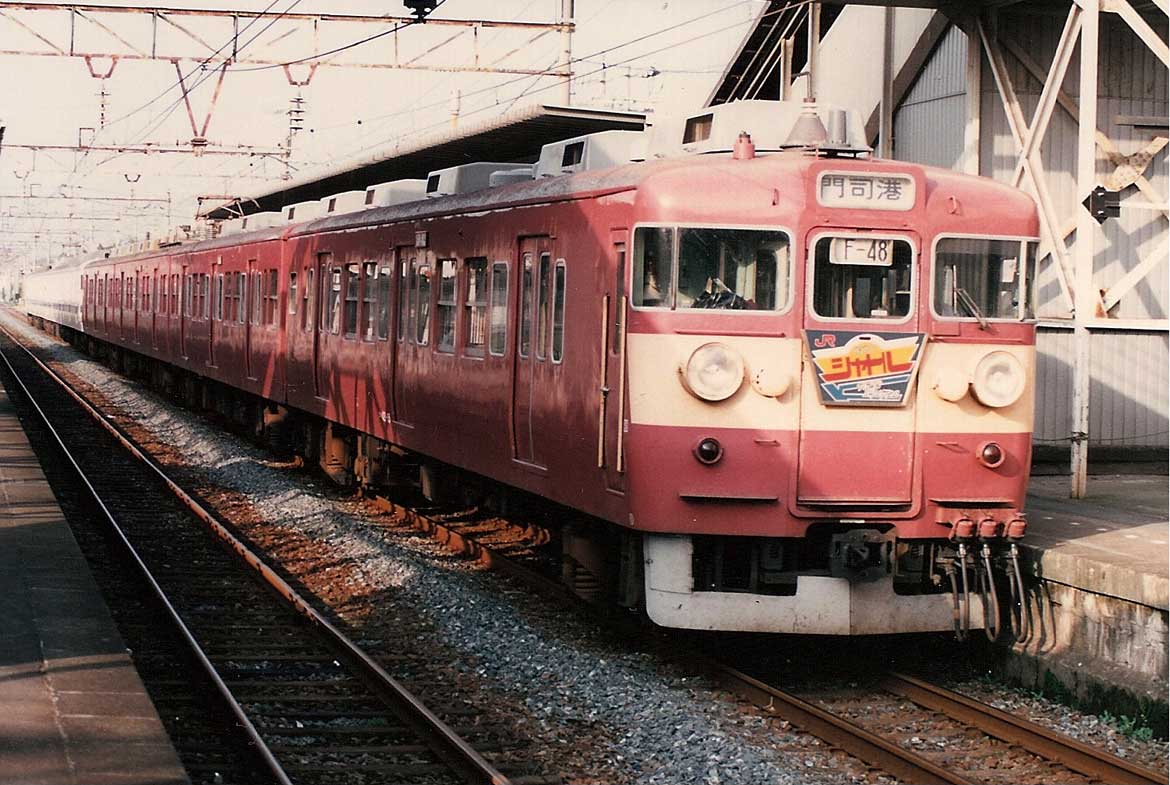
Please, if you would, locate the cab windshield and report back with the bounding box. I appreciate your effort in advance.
[632,226,791,311]
[934,237,1036,321]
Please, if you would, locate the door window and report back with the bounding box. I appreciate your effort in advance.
[811,235,913,320]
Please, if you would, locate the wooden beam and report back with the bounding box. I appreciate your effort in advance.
[1104,0,1170,66]
[1101,236,1169,310]
[864,11,949,144]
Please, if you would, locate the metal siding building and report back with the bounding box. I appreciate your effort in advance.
[891,9,1168,456]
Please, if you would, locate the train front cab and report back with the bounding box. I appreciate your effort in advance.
[625,163,1039,635]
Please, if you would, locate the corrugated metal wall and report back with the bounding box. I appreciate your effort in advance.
[893,24,967,170]
[892,7,1169,454]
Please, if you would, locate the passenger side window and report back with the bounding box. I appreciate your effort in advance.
[397,258,410,342]
[463,258,488,357]
[536,253,551,360]
[264,269,278,326]
[376,264,391,340]
[288,271,298,316]
[344,262,360,337]
[552,261,566,363]
[519,253,533,357]
[436,259,457,353]
[413,259,431,345]
[215,274,224,320]
[613,246,625,355]
[302,266,314,331]
[326,266,342,334]
[237,272,247,324]
[361,262,377,340]
[489,262,507,356]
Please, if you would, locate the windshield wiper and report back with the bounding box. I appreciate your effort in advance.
[955,287,989,330]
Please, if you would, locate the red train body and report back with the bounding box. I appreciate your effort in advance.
[25,102,1040,635]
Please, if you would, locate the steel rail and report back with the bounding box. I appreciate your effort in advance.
[0,324,513,785]
[370,498,975,785]
[0,335,294,785]
[882,672,1169,785]
[375,496,1170,785]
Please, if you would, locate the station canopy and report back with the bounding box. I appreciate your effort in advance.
[204,103,646,220]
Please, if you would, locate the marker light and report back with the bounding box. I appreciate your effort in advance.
[681,342,745,402]
[694,437,724,465]
[978,441,1005,468]
[971,351,1026,408]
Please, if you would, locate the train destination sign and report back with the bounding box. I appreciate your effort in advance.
[816,171,915,211]
[828,235,897,266]
[806,330,926,406]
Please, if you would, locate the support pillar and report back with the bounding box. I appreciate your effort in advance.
[1071,0,1099,498]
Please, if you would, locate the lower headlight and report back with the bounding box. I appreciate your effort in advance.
[971,351,1026,408]
[681,342,745,402]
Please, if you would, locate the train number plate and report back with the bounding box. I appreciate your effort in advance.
[817,172,915,211]
[828,236,896,266]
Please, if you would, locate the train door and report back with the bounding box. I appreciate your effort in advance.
[796,230,921,506]
[601,234,628,493]
[512,237,549,465]
[388,244,414,424]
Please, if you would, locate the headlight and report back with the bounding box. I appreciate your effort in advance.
[681,342,745,401]
[971,351,1026,408]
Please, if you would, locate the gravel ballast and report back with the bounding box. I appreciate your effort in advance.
[6,310,1166,782]
[3,312,837,784]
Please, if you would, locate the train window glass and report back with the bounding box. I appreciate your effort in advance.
[302,266,314,331]
[184,275,192,317]
[519,253,534,357]
[632,227,674,308]
[489,262,507,355]
[265,270,278,325]
[436,259,457,353]
[376,265,391,340]
[344,262,361,337]
[144,276,152,312]
[288,271,298,316]
[172,275,179,315]
[934,237,1030,321]
[812,236,913,320]
[677,228,789,310]
[463,258,487,356]
[1023,242,1037,320]
[414,259,431,345]
[536,254,551,360]
[362,262,377,340]
[327,266,343,334]
[398,258,411,341]
[252,271,262,325]
[238,272,248,324]
[552,261,566,362]
[214,274,224,320]
[203,274,212,320]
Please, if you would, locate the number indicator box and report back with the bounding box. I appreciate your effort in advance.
[817,172,915,211]
[828,236,895,266]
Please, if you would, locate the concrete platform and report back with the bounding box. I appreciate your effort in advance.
[0,381,188,785]
[1008,473,1169,720]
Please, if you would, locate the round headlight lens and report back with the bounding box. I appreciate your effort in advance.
[971,351,1026,408]
[682,342,745,402]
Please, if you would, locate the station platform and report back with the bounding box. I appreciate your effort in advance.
[1012,473,1169,713]
[0,382,188,784]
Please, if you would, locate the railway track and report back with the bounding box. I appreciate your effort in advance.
[0,327,540,785]
[4,318,1165,785]
[363,497,1169,785]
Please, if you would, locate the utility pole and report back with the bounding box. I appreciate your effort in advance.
[559,0,574,105]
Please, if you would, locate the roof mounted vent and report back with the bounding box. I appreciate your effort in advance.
[240,211,282,231]
[319,190,365,215]
[282,200,324,223]
[535,130,646,178]
[647,99,870,158]
[365,179,427,208]
[424,162,534,198]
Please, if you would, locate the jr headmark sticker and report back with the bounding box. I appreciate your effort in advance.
[806,330,926,406]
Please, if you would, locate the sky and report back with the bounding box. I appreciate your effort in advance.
[0,0,766,266]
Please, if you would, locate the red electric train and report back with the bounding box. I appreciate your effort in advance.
[24,100,1039,637]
